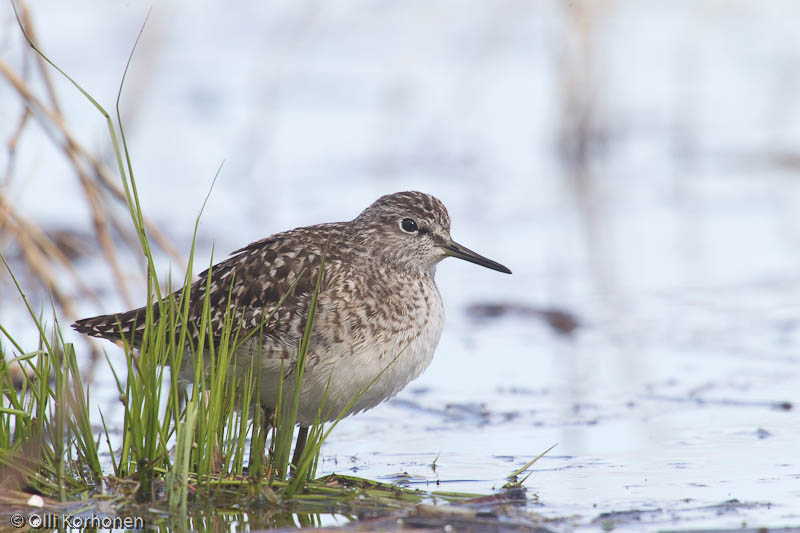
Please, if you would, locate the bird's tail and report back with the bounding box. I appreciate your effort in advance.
[72,306,150,345]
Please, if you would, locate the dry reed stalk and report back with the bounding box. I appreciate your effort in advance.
[0,3,182,309]
[1,2,183,381]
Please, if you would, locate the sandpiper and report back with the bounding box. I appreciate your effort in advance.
[73,191,510,464]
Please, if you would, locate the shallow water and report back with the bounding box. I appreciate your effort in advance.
[318,282,800,530]
[2,1,800,530]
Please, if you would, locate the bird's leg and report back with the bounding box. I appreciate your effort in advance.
[200,389,223,474]
[290,426,309,473]
[262,406,275,456]
[259,406,275,480]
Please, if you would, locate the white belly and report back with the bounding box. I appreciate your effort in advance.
[248,277,446,425]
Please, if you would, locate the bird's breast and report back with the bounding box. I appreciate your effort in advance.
[301,273,445,419]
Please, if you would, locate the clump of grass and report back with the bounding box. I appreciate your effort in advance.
[4,4,336,504]
[0,256,102,499]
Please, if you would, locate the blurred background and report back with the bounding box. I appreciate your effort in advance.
[2,1,799,529]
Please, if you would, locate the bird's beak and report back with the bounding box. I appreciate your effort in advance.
[441,240,511,274]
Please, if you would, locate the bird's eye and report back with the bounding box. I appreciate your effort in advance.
[400,218,418,233]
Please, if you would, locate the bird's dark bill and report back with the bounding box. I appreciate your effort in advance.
[442,241,511,274]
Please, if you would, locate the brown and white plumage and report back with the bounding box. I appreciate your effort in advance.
[73,191,510,425]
